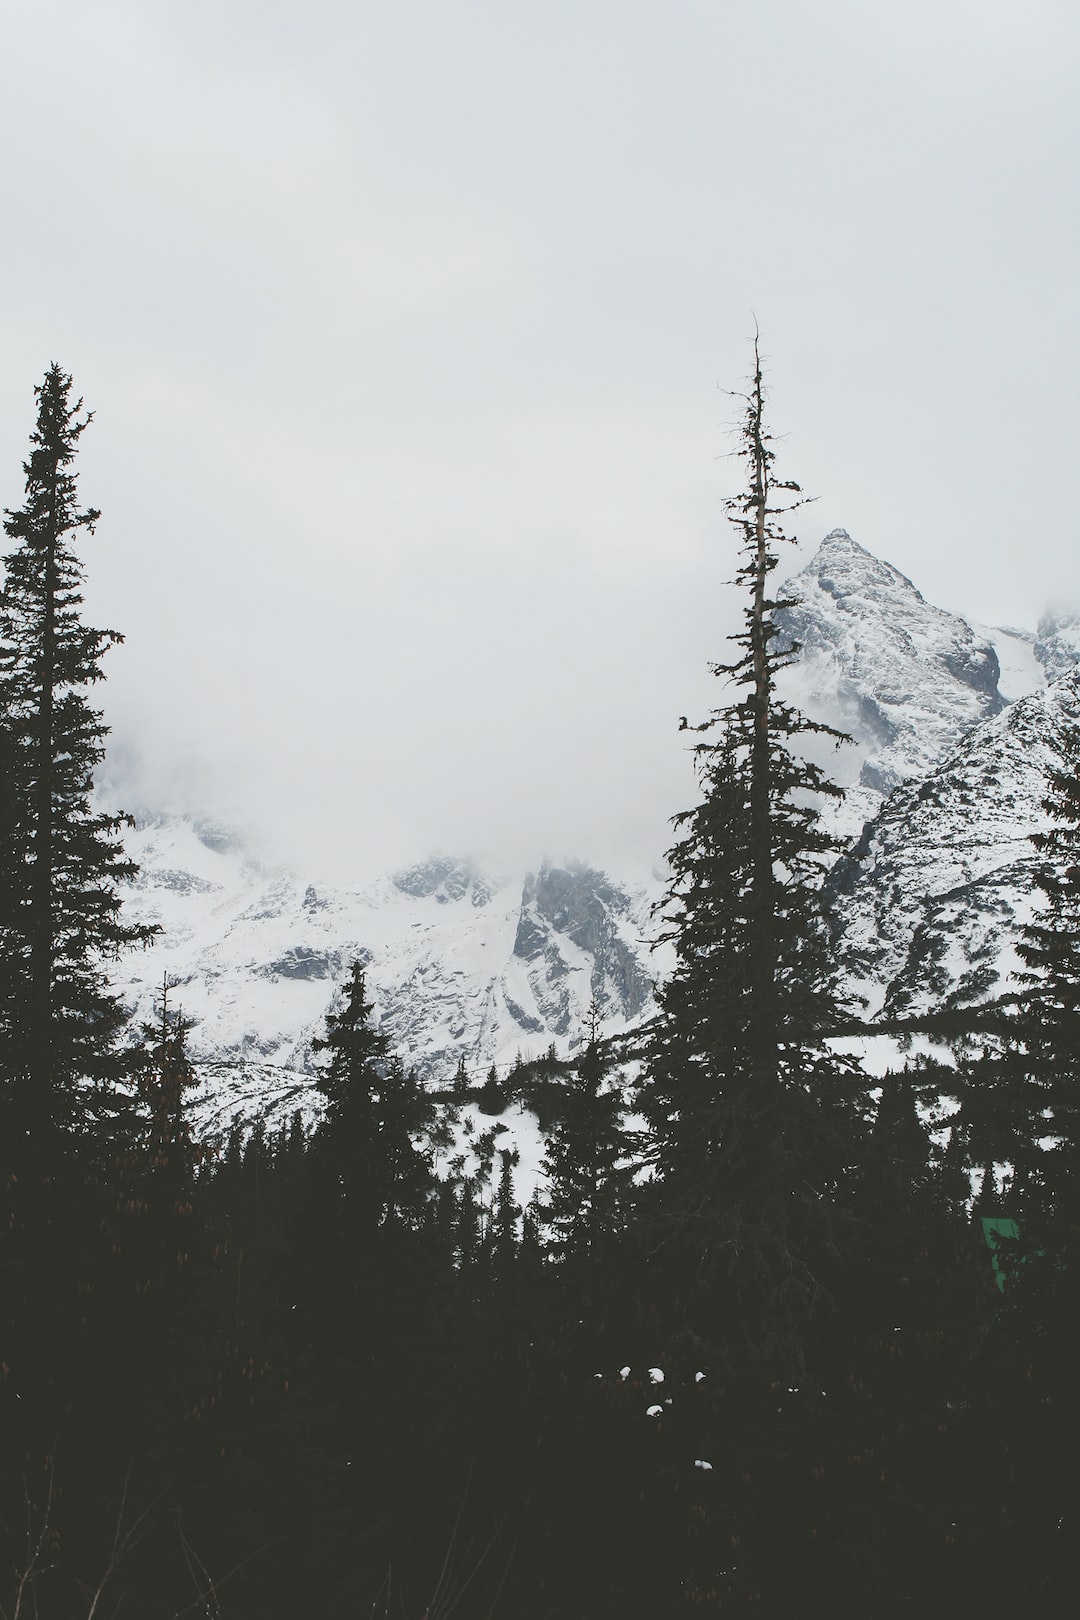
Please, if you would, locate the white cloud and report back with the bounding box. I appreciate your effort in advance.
[1,0,1076,877]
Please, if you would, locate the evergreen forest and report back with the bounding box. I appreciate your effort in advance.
[1,358,1077,1618]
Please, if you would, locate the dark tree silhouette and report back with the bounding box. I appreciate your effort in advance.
[312,961,437,1231]
[541,1001,635,1265]
[1011,706,1080,1225]
[642,339,870,1371]
[0,364,155,1159]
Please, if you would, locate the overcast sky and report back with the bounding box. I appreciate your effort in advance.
[1,0,1077,882]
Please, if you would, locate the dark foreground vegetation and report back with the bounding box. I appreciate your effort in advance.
[1,360,1077,1617]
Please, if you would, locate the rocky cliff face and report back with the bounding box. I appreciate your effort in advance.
[511,862,654,1037]
[1034,609,1080,684]
[775,529,1011,841]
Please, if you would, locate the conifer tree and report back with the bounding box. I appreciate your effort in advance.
[120,976,212,1296]
[0,364,155,1157]
[490,1146,521,1279]
[312,961,436,1230]
[642,339,870,1368]
[1010,717,1080,1230]
[952,706,1080,1253]
[477,1062,507,1115]
[455,1176,483,1270]
[137,976,204,1194]
[542,1002,634,1264]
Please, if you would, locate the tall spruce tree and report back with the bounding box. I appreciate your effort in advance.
[0,364,154,1157]
[642,340,870,1368]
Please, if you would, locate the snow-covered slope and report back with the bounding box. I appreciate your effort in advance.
[826,671,1080,1020]
[974,623,1044,704]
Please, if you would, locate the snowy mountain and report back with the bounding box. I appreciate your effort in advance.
[118,818,659,1138]
[774,531,1079,1023]
[109,527,1080,1135]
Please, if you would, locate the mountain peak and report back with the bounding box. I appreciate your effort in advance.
[776,530,1003,833]
[812,527,863,557]
[797,529,926,608]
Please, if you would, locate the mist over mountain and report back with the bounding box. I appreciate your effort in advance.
[1034,608,1080,685]
[110,529,1080,1137]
